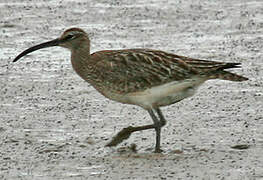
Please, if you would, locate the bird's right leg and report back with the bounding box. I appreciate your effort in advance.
[105,123,156,147]
[106,108,167,153]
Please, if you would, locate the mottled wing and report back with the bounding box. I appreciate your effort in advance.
[174,55,240,72]
[91,49,246,94]
[171,53,248,81]
[91,49,199,94]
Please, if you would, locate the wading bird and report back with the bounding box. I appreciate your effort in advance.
[13,28,248,153]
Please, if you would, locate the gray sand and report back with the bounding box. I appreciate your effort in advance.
[0,0,262,179]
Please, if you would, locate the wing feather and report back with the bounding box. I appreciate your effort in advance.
[90,49,243,93]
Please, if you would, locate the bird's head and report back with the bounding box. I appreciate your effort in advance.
[13,28,90,62]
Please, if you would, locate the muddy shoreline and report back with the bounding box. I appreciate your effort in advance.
[1,0,262,179]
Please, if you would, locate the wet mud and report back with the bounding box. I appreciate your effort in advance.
[0,0,263,179]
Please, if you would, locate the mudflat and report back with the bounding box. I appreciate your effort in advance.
[0,0,262,179]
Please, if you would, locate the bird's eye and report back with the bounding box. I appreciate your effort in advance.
[65,34,75,40]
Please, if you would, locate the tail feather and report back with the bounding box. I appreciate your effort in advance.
[209,71,248,82]
[207,63,248,82]
[178,55,248,82]
[216,63,241,70]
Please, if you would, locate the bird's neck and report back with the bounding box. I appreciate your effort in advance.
[70,44,92,80]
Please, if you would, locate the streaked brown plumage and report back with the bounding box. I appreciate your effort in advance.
[13,28,248,153]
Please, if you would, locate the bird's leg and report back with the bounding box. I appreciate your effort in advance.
[105,124,156,147]
[148,109,164,153]
[106,108,167,153]
[155,108,167,127]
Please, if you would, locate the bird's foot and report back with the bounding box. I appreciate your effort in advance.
[105,126,134,147]
[154,148,163,153]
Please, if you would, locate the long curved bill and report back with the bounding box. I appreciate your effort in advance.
[13,38,61,62]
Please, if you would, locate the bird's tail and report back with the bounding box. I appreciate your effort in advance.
[209,71,248,82]
[207,63,248,82]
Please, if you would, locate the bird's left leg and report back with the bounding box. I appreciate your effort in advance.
[148,108,168,153]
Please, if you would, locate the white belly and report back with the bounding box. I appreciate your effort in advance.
[123,78,206,109]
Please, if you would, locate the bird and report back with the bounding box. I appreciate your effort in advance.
[13,27,248,153]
